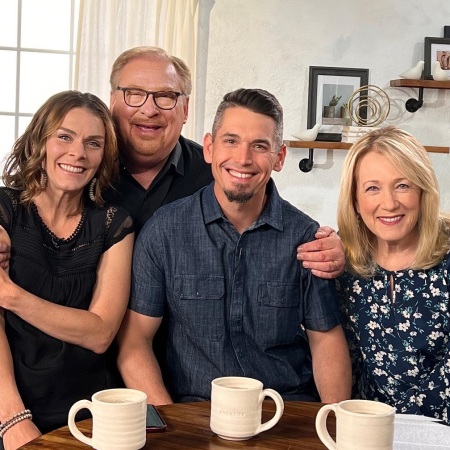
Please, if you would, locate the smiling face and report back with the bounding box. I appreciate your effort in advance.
[109,56,189,168]
[43,107,105,195]
[203,106,285,209]
[355,150,422,249]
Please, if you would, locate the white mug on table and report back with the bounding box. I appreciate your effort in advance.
[68,388,147,450]
[210,376,284,441]
[315,399,396,450]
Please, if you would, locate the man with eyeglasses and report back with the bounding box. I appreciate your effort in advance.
[102,46,344,278]
[117,88,351,405]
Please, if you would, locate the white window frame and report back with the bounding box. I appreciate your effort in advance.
[0,0,79,144]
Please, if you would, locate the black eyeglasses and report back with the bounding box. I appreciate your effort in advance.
[116,87,185,109]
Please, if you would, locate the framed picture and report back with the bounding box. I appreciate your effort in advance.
[424,37,450,79]
[307,66,369,141]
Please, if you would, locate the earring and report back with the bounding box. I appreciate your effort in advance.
[40,168,48,189]
[89,177,97,202]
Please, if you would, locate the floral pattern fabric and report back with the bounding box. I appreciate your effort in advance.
[337,254,450,424]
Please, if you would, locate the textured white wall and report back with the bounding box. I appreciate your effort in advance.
[199,0,450,228]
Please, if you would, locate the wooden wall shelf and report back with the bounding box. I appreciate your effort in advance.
[390,79,450,112]
[390,79,450,89]
[284,140,449,154]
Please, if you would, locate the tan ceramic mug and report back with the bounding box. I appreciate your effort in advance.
[315,399,396,450]
[68,388,147,450]
[210,376,284,441]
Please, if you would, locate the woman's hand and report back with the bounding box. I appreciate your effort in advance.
[0,268,21,311]
[3,419,41,450]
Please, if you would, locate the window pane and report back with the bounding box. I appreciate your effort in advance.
[21,0,72,50]
[0,116,15,173]
[20,52,70,113]
[18,116,33,137]
[0,0,18,47]
[0,50,17,112]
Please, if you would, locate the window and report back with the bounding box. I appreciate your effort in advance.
[0,0,79,168]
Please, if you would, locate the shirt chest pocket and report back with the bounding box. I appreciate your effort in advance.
[257,282,301,346]
[174,275,225,341]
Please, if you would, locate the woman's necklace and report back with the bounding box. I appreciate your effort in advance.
[32,202,86,248]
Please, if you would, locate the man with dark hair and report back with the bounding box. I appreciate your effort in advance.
[103,46,344,278]
[117,88,351,405]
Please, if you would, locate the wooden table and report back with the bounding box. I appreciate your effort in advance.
[20,401,334,449]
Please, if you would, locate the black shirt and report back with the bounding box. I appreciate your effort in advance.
[104,135,213,234]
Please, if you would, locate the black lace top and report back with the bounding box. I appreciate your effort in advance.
[0,188,134,433]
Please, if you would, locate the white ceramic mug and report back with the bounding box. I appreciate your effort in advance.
[68,388,147,450]
[315,399,396,450]
[210,376,284,441]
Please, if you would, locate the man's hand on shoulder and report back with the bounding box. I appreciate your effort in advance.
[297,226,345,279]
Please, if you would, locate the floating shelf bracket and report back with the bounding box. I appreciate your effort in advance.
[299,148,314,172]
[405,87,424,113]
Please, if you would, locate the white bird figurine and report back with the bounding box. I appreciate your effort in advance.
[432,61,450,81]
[291,123,321,141]
[399,60,424,80]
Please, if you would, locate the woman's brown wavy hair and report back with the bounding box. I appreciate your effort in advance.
[3,90,118,207]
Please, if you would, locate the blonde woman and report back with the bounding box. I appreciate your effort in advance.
[337,126,450,423]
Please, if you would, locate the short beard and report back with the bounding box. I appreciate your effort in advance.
[224,189,253,203]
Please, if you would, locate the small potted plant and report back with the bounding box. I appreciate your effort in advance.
[340,102,350,119]
[323,94,342,118]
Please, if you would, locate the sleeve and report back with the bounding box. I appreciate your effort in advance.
[300,218,340,331]
[129,217,166,318]
[0,188,17,234]
[104,205,134,250]
[336,276,365,399]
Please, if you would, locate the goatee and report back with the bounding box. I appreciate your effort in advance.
[224,189,253,203]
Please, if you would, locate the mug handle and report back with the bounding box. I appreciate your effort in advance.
[256,388,284,434]
[315,403,337,450]
[68,399,93,447]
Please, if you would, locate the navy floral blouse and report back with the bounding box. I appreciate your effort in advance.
[337,254,450,424]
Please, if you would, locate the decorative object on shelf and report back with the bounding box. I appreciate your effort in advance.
[307,66,369,142]
[399,60,424,80]
[432,60,450,81]
[347,84,390,127]
[424,37,450,79]
[291,123,321,141]
[445,26,450,38]
[341,125,378,143]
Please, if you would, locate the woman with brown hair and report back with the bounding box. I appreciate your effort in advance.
[0,91,134,449]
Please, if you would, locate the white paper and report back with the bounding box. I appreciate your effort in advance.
[394,415,450,450]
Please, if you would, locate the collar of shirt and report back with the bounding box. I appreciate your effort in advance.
[118,139,185,181]
[201,179,284,232]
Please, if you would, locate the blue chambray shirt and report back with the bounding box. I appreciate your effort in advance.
[130,180,340,402]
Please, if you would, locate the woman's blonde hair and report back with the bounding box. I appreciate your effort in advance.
[3,90,118,207]
[338,126,450,277]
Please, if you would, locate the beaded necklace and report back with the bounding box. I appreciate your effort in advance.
[32,202,86,248]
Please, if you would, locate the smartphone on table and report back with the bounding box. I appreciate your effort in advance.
[146,404,167,432]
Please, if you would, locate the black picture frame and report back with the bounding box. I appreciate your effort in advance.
[307,66,369,141]
[424,37,450,79]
